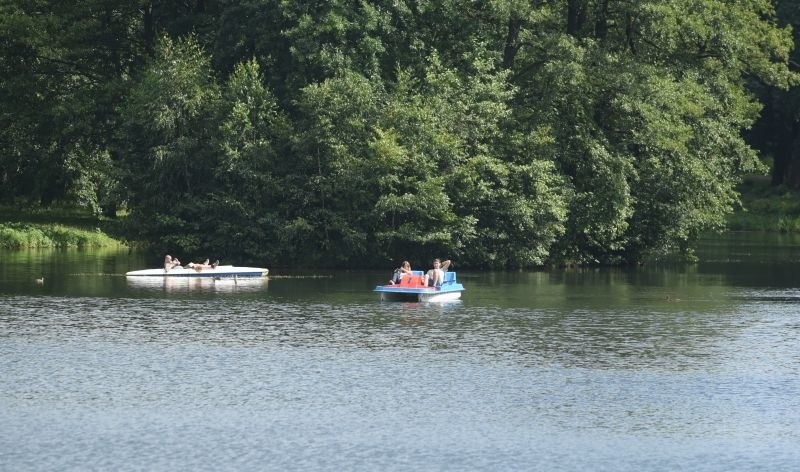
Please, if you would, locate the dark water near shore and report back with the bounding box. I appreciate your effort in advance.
[1,233,799,471]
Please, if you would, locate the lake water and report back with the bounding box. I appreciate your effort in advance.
[1,233,799,471]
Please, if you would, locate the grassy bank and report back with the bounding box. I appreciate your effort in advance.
[728,178,800,232]
[2,179,797,249]
[0,205,128,249]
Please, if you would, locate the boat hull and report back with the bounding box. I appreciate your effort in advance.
[377,289,462,303]
[126,265,268,278]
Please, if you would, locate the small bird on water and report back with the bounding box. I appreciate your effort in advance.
[35,277,44,285]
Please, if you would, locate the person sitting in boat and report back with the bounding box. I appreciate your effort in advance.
[389,261,412,285]
[164,255,182,272]
[422,258,451,287]
[186,258,219,271]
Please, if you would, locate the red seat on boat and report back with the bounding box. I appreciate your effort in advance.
[399,274,425,287]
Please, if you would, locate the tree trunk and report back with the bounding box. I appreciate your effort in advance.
[143,1,155,55]
[595,0,609,41]
[784,121,800,188]
[102,5,121,75]
[625,11,636,53]
[503,16,523,70]
[772,120,800,186]
[567,0,586,37]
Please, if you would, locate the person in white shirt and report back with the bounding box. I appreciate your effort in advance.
[422,258,451,287]
[164,255,182,272]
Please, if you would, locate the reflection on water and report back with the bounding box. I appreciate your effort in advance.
[1,235,799,471]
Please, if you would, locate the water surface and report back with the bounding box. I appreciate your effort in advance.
[1,234,799,471]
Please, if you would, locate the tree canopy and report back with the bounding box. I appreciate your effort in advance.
[1,0,797,267]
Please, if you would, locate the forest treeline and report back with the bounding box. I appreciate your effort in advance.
[1,1,799,268]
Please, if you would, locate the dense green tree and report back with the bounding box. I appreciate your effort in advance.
[290,49,568,267]
[117,35,221,251]
[502,0,796,263]
[209,58,292,262]
[0,0,224,213]
[748,1,800,187]
[0,0,143,212]
[1,0,797,267]
[292,70,386,264]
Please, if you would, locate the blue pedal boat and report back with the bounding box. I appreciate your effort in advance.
[374,270,464,302]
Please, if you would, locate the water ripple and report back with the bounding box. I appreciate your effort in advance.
[1,294,798,471]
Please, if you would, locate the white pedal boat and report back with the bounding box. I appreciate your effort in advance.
[126,265,268,278]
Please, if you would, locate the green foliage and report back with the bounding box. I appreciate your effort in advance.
[0,222,122,248]
[287,51,568,267]
[746,1,800,188]
[117,35,221,242]
[2,0,798,267]
[209,58,292,262]
[0,0,143,212]
[728,179,800,232]
[503,0,794,264]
